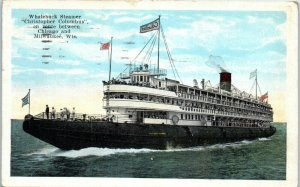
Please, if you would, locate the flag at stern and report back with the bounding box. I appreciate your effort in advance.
[22,91,30,107]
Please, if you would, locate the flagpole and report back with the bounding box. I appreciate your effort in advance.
[255,69,257,99]
[107,37,113,117]
[109,37,113,82]
[28,89,31,114]
[157,15,160,74]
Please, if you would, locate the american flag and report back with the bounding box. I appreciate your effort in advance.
[22,91,30,107]
[260,92,268,102]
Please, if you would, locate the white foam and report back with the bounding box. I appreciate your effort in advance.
[25,139,258,158]
[240,140,253,144]
[54,147,159,158]
[258,137,271,141]
[25,147,60,156]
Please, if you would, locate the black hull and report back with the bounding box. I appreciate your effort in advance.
[23,117,276,150]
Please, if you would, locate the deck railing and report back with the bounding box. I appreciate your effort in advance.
[34,112,107,121]
[177,93,272,114]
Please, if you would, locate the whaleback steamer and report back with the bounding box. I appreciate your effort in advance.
[23,17,275,150]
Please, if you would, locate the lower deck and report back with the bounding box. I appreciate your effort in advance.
[33,109,271,129]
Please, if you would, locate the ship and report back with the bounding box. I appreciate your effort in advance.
[23,16,276,150]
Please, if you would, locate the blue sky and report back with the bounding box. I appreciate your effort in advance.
[11,9,287,120]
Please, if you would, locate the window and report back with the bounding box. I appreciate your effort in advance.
[181,114,183,119]
[159,81,161,87]
[129,115,132,118]
[140,76,143,81]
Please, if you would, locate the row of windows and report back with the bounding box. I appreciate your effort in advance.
[178,93,271,112]
[106,92,272,115]
[180,114,209,121]
[132,75,150,82]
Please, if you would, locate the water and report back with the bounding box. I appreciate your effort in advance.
[11,120,286,179]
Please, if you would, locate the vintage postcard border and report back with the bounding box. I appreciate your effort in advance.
[2,1,298,187]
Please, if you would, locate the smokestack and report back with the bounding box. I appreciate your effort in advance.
[220,72,231,92]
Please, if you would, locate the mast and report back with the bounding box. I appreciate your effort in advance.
[255,69,257,99]
[157,15,161,73]
[28,89,31,114]
[109,37,113,82]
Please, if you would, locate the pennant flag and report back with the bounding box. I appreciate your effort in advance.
[22,91,30,107]
[260,92,268,101]
[100,42,110,50]
[140,18,160,33]
[249,69,257,79]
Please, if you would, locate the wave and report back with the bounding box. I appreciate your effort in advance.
[25,147,61,156]
[54,147,158,158]
[25,139,258,158]
[258,137,271,141]
[25,147,158,158]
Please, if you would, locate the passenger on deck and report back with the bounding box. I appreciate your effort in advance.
[72,107,76,120]
[45,105,49,119]
[60,109,64,120]
[51,107,56,119]
[65,108,70,120]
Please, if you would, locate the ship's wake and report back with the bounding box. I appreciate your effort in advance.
[258,137,272,141]
[24,137,271,159]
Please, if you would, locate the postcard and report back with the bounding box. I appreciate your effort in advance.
[1,0,298,187]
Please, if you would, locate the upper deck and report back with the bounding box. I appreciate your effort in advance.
[103,81,272,109]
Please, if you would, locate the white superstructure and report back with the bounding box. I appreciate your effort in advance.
[103,65,273,128]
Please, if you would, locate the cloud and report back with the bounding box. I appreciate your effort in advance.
[178,15,193,20]
[42,69,87,75]
[85,11,127,20]
[247,16,276,25]
[114,17,142,23]
[113,15,153,23]
[12,48,22,58]
[55,60,81,66]
[164,15,237,51]
[12,64,88,75]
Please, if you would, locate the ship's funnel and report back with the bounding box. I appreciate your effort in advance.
[220,72,231,92]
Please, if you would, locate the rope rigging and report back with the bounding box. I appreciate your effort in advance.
[160,25,183,83]
[118,17,182,84]
[141,31,158,66]
[131,32,157,66]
